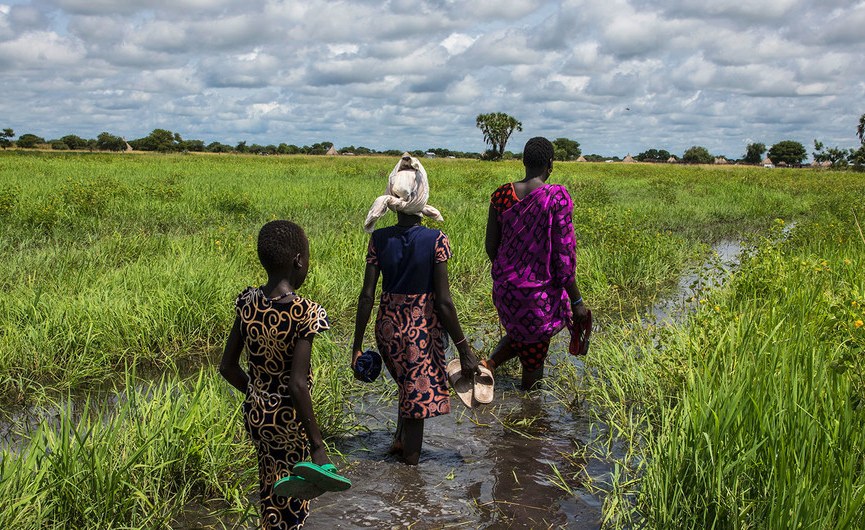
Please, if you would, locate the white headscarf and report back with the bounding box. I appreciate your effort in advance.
[363,153,443,233]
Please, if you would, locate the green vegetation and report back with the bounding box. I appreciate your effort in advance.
[475,112,522,160]
[768,139,808,166]
[636,148,673,163]
[0,129,14,149]
[1,151,863,528]
[744,142,766,165]
[553,137,582,161]
[682,145,714,164]
[578,213,865,528]
[15,134,45,149]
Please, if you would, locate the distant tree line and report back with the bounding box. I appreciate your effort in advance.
[4,112,864,171]
[686,114,865,170]
[0,127,490,158]
[811,113,865,169]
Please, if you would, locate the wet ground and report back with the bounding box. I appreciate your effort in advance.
[311,356,606,529]
[307,238,748,529]
[2,237,753,529]
[649,238,743,324]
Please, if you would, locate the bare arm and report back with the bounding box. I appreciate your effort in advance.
[219,316,249,393]
[564,278,582,303]
[351,262,380,366]
[289,336,329,465]
[564,277,590,321]
[433,260,478,377]
[484,204,501,262]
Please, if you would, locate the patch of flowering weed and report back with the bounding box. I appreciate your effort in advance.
[0,183,19,217]
[60,176,123,215]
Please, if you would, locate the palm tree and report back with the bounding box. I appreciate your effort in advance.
[476,113,522,159]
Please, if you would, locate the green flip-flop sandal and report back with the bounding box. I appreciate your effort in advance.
[292,462,352,492]
[273,475,325,500]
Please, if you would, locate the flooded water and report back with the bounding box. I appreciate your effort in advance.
[1,235,760,529]
[309,236,756,529]
[648,238,743,325]
[0,365,200,452]
[311,362,606,529]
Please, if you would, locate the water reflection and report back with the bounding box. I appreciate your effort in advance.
[649,237,743,325]
[310,375,603,529]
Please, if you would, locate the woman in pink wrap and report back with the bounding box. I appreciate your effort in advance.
[482,137,591,389]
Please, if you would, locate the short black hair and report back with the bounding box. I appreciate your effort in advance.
[257,220,308,273]
[522,137,554,169]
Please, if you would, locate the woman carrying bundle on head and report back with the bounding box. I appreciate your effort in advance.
[351,153,479,465]
[482,136,592,390]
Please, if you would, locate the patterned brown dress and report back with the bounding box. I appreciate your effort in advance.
[235,287,330,530]
[366,225,452,419]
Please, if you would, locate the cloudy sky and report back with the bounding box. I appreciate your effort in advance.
[1,0,863,158]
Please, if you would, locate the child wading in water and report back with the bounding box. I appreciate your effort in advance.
[220,220,348,530]
[483,137,591,389]
[352,153,478,465]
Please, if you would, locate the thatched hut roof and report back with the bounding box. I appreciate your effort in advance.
[325,145,339,156]
[714,157,728,165]
[667,156,677,163]
[622,154,635,163]
[576,155,587,162]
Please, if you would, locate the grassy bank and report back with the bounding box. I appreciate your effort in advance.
[580,201,865,527]
[0,337,355,529]
[0,152,819,399]
[1,151,862,527]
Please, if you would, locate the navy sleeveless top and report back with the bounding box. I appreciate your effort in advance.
[366,225,451,295]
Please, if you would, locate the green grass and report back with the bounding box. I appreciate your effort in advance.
[1,151,863,528]
[0,152,708,399]
[0,339,353,529]
[576,206,865,528]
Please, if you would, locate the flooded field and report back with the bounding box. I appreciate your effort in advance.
[4,153,862,529]
[307,238,749,529]
[648,238,743,324]
[0,237,743,529]
[313,365,605,529]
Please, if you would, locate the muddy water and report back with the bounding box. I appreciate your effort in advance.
[311,356,606,529]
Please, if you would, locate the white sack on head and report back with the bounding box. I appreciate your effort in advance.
[364,153,443,233]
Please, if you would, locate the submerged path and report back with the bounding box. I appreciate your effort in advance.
[311,362,607,529]
[0,238,749,529]
[308,236,748,529]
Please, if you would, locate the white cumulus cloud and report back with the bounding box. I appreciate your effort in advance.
[0,0,862,156]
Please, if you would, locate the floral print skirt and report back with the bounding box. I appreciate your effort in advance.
[375,292,451,419]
